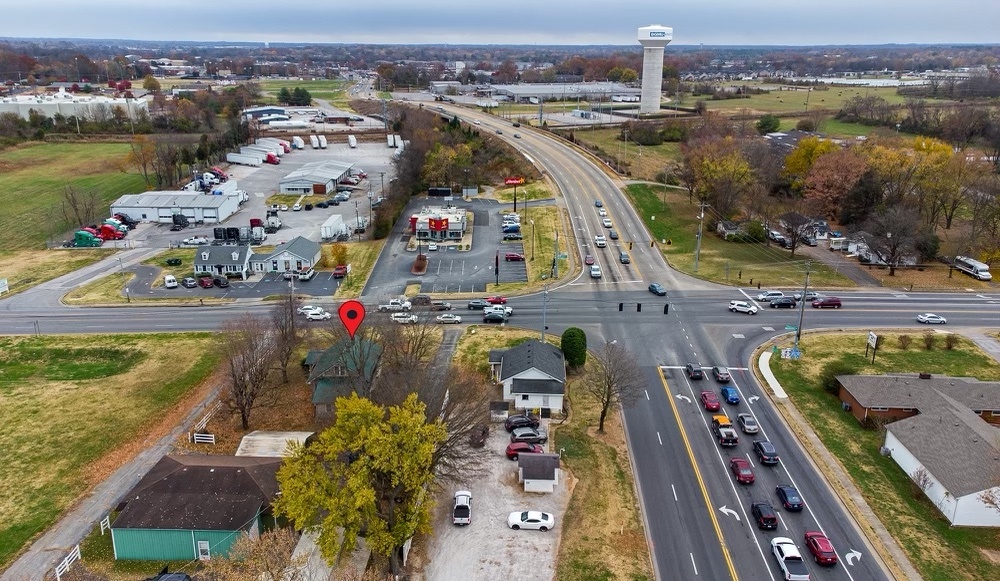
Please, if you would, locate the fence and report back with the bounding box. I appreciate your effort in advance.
[53,544,80,581]
[189,400,222,445]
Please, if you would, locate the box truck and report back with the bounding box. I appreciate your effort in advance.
[320,215,348,240]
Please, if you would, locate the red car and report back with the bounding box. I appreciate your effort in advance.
[485,296,507,304]
[505,252,525,262]
[332,265,348,278]
[505,442,545,460]
[804,531,838,565]
[198,276,215,289]
[729,458,755,484]
[700,391,721,411]
[584,255,595,265]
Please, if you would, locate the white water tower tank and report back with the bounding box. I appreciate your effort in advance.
[637,25,673,114]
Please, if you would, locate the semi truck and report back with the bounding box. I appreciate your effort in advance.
[291,136,305,150]
[310,135,320,149]
[252,140,284,156]
[348,135,357,148]
[318,135,328,149]
[264,210,282,234]
[226,152,263,167]
[258,137,291,154]
[249,218,267,243]
[73,230,103,247]
[240,147,279,164]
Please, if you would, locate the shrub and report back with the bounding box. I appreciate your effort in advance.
[819,359,857,396]
[898,335,912,350]
[945,334,959,350]
[923,332,936,350]
[561,327,587,369]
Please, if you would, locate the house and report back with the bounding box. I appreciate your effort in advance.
[716,220,744,240]
[517,453,562,493]
[110,455,282,561]
[494,340,566,415]
[250,236,322,274]
[306,339,382,419]
[839,374,1000,526]
[193,245,251,279]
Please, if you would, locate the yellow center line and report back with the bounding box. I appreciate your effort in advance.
[657,367,740,581]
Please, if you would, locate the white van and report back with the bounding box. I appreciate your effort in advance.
[164,275,178,289]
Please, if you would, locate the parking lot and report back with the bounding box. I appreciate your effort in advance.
[421,420,569,580]
[362,198,529,299]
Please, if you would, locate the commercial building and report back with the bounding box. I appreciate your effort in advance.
[488,82,640,103]
[279,161,354,195]
[110,192,240,224]
[408,206,468,242]
[0,87,147,121]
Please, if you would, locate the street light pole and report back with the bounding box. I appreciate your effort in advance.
[530,220,535,260]
[794,265,811,348]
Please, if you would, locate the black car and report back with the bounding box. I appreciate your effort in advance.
[751,502,778,530]
[595,200,603,207]
[712,366,731,383]
[775,484,804,511]
[483,312,507,324]
[509,426,547,444]
[648,283,667,296]
[170,224,185,231]
[753,439,780,465]
[304,203,313,211]
[770,297,797,309]
[503,233,523,241]
[165,258,182,266]
[504,414,540,432]
[609,230,619,240]
[685,363,704,380]
[213,276,230,288]
[315,201,329,209]
[468,299,491,310]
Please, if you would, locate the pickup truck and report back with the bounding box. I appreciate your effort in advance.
[771,537,810,580]
[390,313,418,324]
[484,305,513,317]
[711,415,739,447]
[378,299,412,312]
[452,490,472,525]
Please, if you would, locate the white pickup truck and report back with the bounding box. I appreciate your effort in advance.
[484,305,513,317]
[378,299,412,312]
[771,537,810,581]
[390,313,418,324]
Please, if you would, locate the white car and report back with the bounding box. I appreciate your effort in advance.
[507,510,555,531]
[436,314,462,324]
[594,234,607,248]
[729,300,758,314]
[473,120,481,125]
[182,236,209,245]
[598,208,607,216]
[756,290,784,302]
[305,311,331,321]
[917,313,947,324]
[391,313,419,324]
[602,218,613,228]
[292,203,302,211]
[427,242,438,251]
[280,204,289,212]
[297,305,324,315]
[590,265,603,278]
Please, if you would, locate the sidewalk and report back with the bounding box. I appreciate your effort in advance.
[757,350,920,581]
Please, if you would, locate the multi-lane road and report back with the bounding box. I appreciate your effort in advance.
[6,103,998,580]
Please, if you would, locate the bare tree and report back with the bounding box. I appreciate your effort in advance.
[199,528,305,581]
[911,467,933,498]
[423,364,492,483]
[584,341,645,432]
[372,313,441,405]
[271,294,301,383]
[220,313,278,429]
[860,206,922,276]
[60,186,101,228]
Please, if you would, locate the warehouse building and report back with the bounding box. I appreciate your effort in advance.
[489,82,640,103]
[110,192,240,224]
[278,161,354,195]
[0,87,148,121]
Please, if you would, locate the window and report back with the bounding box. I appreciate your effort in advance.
[521,394,529,401]
[870,407,889,412]
[991,411,1000,417]
[231,252,239,261]
[197,540,211,561]
[201,252,209,261]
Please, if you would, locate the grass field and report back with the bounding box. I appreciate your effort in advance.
[0,143,148,251]
[324,239,385,298]
[568,128,681,182]
[0,334,218,569]
[702,83,915,115]
[770,332,1000,581]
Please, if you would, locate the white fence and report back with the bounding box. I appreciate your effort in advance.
[189,400,222,445]
[54,544,80,581]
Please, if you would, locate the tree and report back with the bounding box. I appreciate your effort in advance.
[220,313,278,429]
[561,328,587,368]
[271,294,301,383]
[755,114,780,135]
[584,341,645,432]
[860,206,922,276]
[198,528,305,581]
[60,186,101,228]
[275,393,447,576]
[783,136,839,192]
[142,74,160,93]
[276,87,291,104]
[125,134,157,187]
[803,148,868,221]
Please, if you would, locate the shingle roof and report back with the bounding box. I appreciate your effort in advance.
[511,378,565,395]
[312,377,357,405]
[887,393,1000,497]
[308,339,382,383]
[518,453,560,480]
[838,374,1000,411]
[251,236,321,264]
[194,244,251,267]
[488,349,505,365]
[111,455,281,531]
[499,340,565,382]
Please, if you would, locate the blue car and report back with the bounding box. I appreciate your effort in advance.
[720,386,740,405]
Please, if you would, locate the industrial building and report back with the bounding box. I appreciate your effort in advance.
[109,192,240,224]
[0,87,148,121]
[488,82,640,103]
[278,161,354,195]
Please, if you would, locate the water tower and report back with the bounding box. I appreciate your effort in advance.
[637,25,673,114]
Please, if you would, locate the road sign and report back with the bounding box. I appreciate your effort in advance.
[785,325,798,331]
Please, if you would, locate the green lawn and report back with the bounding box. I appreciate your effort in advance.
[567,128,681,182]
[770,332,1000,581]
[0,335,218,569]
[0,143,148,250]
[702,83,917,115]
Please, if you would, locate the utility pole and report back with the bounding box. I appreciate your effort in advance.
[540,284,549,342]
[551,232,559,278]
[693,202,707,272]
[795,264,811,347]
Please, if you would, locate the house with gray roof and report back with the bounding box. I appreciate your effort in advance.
[250,236,322,274]
[495,340,566,415]
[839,374,1000,526]
[517,453,561,493]
[306,339,382,419]
[193,244,251,279]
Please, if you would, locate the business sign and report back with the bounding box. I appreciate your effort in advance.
[867,331,879,349]
[504,177,525,186]
[649,31,667,37]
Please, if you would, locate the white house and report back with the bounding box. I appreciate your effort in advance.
[249,236,321,274]
[492,340,566,415]
[193,245,251,279]
[518,453,561,493]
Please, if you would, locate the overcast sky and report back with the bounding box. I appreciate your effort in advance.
[3,1,997,46]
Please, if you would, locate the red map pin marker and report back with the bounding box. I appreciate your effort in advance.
[338,300,366,340]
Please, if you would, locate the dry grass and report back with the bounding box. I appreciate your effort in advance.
[0,333,218,568]
[0,248,117,298]
[323,239,385,298]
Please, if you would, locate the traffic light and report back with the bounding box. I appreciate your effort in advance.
[636,303,642,312]
[618,302,624,312]
[663,304,670,314]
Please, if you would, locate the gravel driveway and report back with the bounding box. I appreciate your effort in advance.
[421,420,571,581]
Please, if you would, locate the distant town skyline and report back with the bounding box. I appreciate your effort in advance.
[3,1,999,47]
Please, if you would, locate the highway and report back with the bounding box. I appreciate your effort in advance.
[9,103,996,580]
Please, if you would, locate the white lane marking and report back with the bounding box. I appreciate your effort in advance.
[672,484,678,501]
